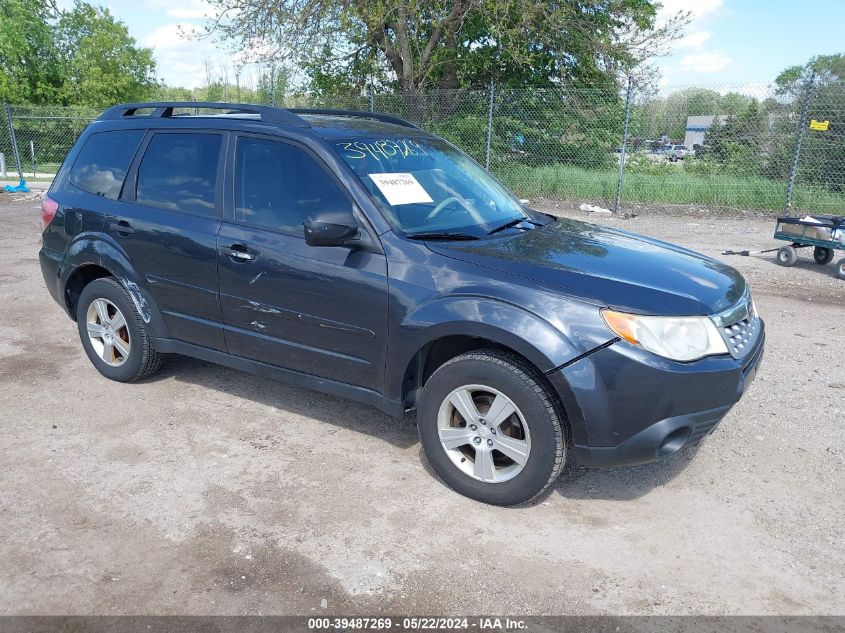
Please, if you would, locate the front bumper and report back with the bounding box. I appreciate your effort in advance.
[548,321,765,468]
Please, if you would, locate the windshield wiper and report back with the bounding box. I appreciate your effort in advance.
[405,231,480,241]
[487,216,532,235]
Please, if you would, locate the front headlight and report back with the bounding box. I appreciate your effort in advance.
[602,309,729,362]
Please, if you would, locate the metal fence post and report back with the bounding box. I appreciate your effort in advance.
[368,87,375,112]
[785,70,817,212]
[485,79,495,171]
[614,76,634,215]
[3,103,23,180]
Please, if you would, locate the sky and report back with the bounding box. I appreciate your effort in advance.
[57,0,845,92]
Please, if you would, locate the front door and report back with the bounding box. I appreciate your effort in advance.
[217,134,389,392]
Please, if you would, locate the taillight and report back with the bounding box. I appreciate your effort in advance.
[41,195,59,230]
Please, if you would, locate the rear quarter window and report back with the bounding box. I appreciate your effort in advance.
[68,130,145,199]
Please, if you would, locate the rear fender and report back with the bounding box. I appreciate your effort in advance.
[60,234,167,338]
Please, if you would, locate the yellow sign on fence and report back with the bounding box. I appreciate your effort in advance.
[809,119,830,131]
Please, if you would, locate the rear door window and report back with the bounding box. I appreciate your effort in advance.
[135,132,222,217]
[68,130,144,199]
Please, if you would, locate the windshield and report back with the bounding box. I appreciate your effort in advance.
[333,136,527,236]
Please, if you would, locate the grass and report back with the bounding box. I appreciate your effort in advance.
[2,163,59,183]
[498,163,845,215]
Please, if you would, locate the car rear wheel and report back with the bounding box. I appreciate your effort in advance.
[776,245,798,267]
[814,247,834,265]
[76,277,164,382]
[417,350,567,505]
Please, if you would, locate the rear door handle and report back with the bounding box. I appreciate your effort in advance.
[109,220,135,236]
[221,244,256,262]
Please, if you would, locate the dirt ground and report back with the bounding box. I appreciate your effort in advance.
[0,192,842,616]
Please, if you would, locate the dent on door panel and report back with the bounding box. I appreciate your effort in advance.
[217,223,389,391]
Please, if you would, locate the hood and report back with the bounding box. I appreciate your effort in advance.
[428,218,747,316]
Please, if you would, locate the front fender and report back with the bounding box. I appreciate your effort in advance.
[386,294,585,402]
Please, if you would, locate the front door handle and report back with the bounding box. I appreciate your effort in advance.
[221,244,256,262]
[110,220,134,236]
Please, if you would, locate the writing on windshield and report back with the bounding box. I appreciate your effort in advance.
[336,139,430,161]
[332,136,526,235]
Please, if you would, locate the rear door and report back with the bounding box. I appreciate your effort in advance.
[109,130,227,350]
[217,133,389,391]
[48,129,146,248]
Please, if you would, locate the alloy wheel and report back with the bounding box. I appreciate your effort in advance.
[86,298,131,367]
[437,384,531,483]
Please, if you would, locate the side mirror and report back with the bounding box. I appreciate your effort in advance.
[304,209,359,247]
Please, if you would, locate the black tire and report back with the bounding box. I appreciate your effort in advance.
[814,247,834,265]
[417,350,568,505]
[837,258,845,280]
[76,277,164,382]
[776,245,798,267]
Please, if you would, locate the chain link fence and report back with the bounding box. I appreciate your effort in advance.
[3,78,844,215]
[0,104,99,181]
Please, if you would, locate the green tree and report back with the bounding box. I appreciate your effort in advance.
[0,0,63,104]
[1,0,157,106]
[154,85,196,101]
[57,2,157,107]
[202,0,688,93]
[772,54,845,193]
[634,88,755,142]
[304,44,381,97]
[255,64,290,104]
[703,100,766,173]
[775,54,845,98]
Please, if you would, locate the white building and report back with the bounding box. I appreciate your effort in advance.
[684,115,729,147]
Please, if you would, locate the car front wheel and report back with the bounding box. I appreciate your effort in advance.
[417,350,568,505]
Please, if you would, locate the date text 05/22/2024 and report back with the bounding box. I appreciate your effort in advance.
[307,617,528,630]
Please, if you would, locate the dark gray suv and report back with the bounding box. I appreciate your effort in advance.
[39,102,765,505]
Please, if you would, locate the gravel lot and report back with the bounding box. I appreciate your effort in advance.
[0,192,843,616]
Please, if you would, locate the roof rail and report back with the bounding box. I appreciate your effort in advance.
[97,102,421,131]
[98,102,310,128]
[286,108,421,130]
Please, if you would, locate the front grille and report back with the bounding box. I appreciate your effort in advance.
[721,316,760,358]
[712,292,761,359]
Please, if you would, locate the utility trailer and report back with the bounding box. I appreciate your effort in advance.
[774,215,845,279]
